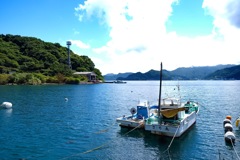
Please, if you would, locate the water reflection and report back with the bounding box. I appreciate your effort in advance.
[1,108,13,117]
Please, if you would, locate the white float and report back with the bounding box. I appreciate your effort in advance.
[223,118,231,126]
[224,123,233,132]
[0,102,13,109]
[224,131,236,143]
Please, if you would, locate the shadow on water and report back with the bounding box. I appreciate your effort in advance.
[116,125,200,160]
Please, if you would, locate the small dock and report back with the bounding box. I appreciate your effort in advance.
[104,80,127,84]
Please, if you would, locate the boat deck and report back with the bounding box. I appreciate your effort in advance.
[118,117,144,123]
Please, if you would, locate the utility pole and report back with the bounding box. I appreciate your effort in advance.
[66,41,72,69]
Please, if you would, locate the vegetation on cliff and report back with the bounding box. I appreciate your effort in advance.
[0,34,103,84]
[205,65,240,80]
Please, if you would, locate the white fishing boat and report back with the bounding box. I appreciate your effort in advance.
[145,98,199,137]
[116,100,156,128]
[144,63,199,137]
[113,80,127,84]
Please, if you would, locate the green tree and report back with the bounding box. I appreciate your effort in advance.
[0,34,103,82]
[94,68,103,80]
[0,74,9,85]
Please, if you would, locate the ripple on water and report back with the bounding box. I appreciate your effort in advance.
[0,81,240,159]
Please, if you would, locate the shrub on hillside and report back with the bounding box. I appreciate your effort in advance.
[0,74,9,85]
[65,77,80,84]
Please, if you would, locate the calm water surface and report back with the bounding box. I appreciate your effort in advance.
[0,81,240,160]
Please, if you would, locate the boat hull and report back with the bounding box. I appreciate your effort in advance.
[145,112,197,137]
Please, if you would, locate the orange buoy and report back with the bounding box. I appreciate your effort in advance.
[226,115,232,120]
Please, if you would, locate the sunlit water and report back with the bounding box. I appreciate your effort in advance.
[0,81,240,160]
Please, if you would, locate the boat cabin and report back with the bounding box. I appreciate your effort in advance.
[136,100,150,119]
[160,98,186,121]
[161,98,183,109]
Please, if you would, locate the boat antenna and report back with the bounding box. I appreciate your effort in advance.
[158,62,163,122]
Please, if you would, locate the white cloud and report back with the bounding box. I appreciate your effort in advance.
[75,0,240,74]
[203,0,240,28]
[203,0,240,38]
[70,40,90,49]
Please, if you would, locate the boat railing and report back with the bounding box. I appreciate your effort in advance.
[162,118,182,124]
[145,117,182,125]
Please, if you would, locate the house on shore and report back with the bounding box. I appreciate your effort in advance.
[73,72,97,82]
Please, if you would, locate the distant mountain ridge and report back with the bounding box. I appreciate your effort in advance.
[104,64,238,80]
[205,65,240,80]
[104,72,133,80]
[170,64,235,80]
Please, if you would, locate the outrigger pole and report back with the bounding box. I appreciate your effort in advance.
[158,62,163,123]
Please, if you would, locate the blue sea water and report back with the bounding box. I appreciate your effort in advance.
[0,81,240,160]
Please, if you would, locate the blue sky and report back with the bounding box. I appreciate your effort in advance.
[167,0,213,36]
[1,0,240,74]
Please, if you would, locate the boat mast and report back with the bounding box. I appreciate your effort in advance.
[158,62,163,122]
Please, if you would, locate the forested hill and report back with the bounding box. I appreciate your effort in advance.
[0,34,103,80]
[205,65,240,80]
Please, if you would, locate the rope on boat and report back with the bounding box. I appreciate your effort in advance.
[218,149,223,160]
[230,138,240,160]
[121,123,144,137]
[60,123,144,160]
[198,102,211,113]
[95,122,117,134]
[161,125,180,160]
[233,116,240,123]
[159,150,171,160]
[168,125,180,150]
[199,102,240,159]
[82,123,143,153]
[199,102,240,124]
